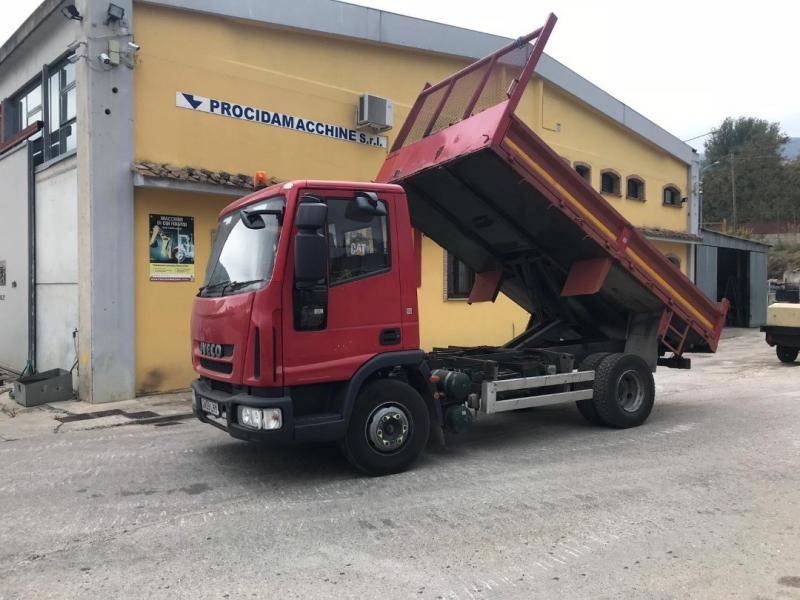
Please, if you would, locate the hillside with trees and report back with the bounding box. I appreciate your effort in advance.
[700,117,800,278]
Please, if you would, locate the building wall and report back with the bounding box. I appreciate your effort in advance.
[0,13,79,102]
[34,154,79,382]
[539,83,689,232]
[0,144,30,372]
[134,188,231,394]
[131,3,693,392]
[418,237,528,350]
[651,241,689,274]
[0,10,80,375]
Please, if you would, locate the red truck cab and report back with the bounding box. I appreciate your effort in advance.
[191,181,432,473]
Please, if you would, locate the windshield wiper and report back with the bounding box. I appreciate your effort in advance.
[199,280,231,295]
[223,279,265,293]
[199,279,265,296]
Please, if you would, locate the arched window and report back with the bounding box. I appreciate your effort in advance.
[663,185,682,206]
[600,170,621,196]
[666,254,681,270]
[626,176,645,201]
[574,162,591,183]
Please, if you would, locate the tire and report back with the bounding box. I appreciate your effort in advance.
[590,353,655,428]
[776,345,799,363]
[340,378,430,476]
[575,353,610,425]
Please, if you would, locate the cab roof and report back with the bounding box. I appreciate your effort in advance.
[219,180,405,218]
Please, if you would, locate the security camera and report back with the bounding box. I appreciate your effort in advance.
[99,52,111,64]
[128,41,140,51]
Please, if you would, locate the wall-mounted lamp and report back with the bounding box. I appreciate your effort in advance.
[105,3,126,25]
[61,5,83,21]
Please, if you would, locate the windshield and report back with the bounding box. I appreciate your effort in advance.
[200,196,285,297]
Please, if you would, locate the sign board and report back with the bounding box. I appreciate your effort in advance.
[149,214,195,281]
[176,92,388,148]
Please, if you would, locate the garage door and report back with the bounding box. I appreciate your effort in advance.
[0,144,30,372]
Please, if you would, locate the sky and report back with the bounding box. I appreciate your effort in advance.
[2,0,799,150]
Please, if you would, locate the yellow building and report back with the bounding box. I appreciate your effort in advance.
[0,0,702,401]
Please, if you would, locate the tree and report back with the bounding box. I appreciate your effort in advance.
[701,117,790,228]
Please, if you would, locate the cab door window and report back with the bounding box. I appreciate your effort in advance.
[326,198,390,285]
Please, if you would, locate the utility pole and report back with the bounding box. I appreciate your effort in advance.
[730,152,737,231]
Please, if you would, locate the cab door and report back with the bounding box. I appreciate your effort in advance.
[282,189,403,386]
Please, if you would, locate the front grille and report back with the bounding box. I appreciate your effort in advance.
[204,378,233,394]
[200,358,233,374]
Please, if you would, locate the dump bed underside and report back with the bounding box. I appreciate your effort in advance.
[376,14,727,356]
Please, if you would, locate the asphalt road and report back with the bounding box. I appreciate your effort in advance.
[1,329,798,599]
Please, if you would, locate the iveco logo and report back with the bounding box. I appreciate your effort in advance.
[199,342,223,358]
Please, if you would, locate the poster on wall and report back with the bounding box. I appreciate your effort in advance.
[149,214,195,281]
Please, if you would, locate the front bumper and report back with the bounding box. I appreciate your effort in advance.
[761,325,800,348]
[192,379,294,443]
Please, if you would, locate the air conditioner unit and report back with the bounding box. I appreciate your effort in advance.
[356,94,393,132]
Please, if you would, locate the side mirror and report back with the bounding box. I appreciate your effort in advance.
[295,200,327,229]
[355,191,387,216]
[294,200,328,288]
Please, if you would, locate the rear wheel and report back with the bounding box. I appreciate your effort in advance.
[776,345,799,363]
[340,379,430,476]
[575,353,610,425]
[590,353,655,428]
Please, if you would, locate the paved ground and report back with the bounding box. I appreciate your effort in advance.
[0,328,798,599]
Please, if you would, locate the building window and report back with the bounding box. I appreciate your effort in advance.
[574,163,591,182]
[446,252,474,300]
[14,82,45,164]
[327,197,390,286]
[666,254,681,270]
[663,185,682,206]
[9,57,77,166]
[600,170,621,196]
[47,60,76,159]
[626,176,645,201]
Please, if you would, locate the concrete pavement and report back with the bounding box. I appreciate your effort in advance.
[0,328,798,599]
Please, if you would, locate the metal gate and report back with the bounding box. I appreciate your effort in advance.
[0,143,31,372]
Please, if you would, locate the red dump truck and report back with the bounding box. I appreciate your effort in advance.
[190,14,729,475]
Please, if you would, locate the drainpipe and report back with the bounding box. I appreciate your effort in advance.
[688,151,700,283]
[26,141,36,375]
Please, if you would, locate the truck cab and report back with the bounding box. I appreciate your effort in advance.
[191,181,433,473]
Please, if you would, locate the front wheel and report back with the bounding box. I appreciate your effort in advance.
[776,345,799,363]
[590,353,655,428]
[340,379,430,476]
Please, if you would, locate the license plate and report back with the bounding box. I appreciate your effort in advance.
[201,398,220,417]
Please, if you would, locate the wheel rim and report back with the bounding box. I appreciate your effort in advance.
[616,369,645,413]
[365,403,411,454]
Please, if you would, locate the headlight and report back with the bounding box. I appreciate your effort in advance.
[262,408,282,430]
[238,406,282,430]
[239,406,263,429]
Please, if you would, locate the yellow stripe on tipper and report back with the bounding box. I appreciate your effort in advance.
[504,138,615,239]
[624,248,713,331]
[504,137,713,335]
